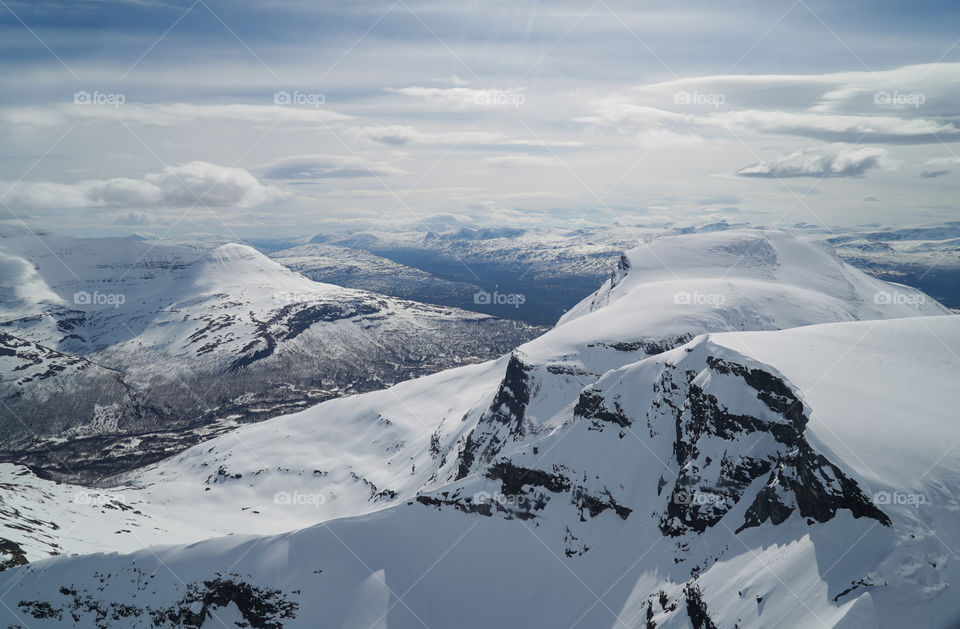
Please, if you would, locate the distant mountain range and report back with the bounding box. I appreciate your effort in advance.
[269,221,960,322]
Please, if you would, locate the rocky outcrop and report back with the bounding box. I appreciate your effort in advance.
[456,353,533,480]
[645,349,890,537]
[16,573,298,628]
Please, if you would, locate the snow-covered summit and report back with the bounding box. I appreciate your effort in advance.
[555,229,947,351]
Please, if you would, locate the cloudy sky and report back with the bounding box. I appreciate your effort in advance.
[1,0,959,236]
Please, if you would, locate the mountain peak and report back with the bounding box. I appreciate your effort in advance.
[182,243,303,290]
[557,228,948,337]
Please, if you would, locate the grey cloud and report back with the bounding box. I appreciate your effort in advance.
[2,162,282,210]
[260,155,402,180]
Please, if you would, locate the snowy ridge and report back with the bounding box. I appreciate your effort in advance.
[560,229,948,330]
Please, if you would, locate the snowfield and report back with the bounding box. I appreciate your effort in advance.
[0,229,957,628]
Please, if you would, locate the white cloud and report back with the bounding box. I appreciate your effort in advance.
[579,63,960,145]
[708,109,958,143]
[387,86,526,109]
[2,162,282,210]
[923,156,960,167]
[736,144,892,178]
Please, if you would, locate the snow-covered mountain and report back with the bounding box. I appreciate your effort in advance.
[269,242,483,306]
[1,229,956,628]
[560,229,945,332]
[0,233,542,479]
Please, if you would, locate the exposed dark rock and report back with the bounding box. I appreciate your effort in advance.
[0,538,29,571]
[23,573,299,628]
[832,576,883,602]
[455,353,533,480]
[684,583,718,629]
[574,389,631,428]
[455,431,480,481]
[154,574,298,628]
[18,600,62,620]
[658,353,890,538]
[645,601,656,629]
[487,354,533,432]
[587,334,694,356]
[736,442,892,533]
[486,461,571,495]
[706,356,806,430]
[571,488,632,521]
